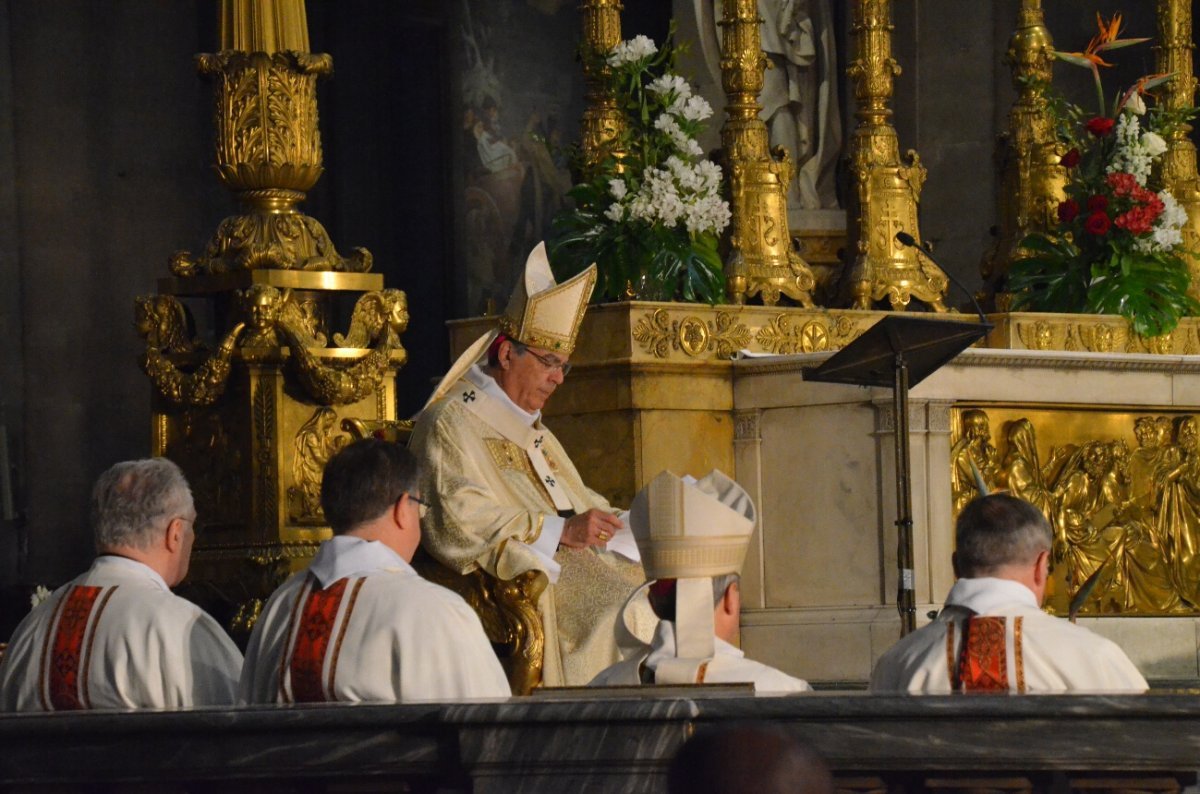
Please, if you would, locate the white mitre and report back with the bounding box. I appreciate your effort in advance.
[627,469,757,684]
[423,242,597,408]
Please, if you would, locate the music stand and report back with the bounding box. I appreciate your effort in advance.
[804,315,991,634]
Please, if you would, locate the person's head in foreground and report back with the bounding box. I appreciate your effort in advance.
[92,457,197,587]
[668,723,834,794]
[952,492,1051,602]
[321,438,424,562]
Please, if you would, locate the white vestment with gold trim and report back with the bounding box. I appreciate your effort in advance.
[589,620,811,694]
[0,556,242,711]
[869,577,1148,693]
[239,536,510,703]
[409,368,655,687]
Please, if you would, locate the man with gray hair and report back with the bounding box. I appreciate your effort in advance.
[0,459,242,710]
[870,494,1147,693]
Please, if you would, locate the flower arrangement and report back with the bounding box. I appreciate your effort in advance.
[1008,14,1199,337]
[549,33,731,303]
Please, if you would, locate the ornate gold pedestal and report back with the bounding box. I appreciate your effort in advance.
[137,4,407,638]
[719,0,816,308]
[845,0,948,312]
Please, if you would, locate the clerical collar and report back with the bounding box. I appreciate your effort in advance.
[945,576,1039,614]
[309,535,411,589]
[92,554,171,593]
[465,364,541,426]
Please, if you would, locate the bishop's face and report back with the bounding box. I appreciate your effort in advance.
[494,340,568,413]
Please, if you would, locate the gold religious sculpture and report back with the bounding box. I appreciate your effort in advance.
[1155,0,1200,299]
[718,0,816,307]
[844,0,948,311]
[981,0,1065,300]
[136,0,407,637]
[952,407,1200,616]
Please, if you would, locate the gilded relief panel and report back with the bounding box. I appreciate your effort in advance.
[951,405,1200,617]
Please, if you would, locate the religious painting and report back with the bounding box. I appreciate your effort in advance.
[448,0,583,316]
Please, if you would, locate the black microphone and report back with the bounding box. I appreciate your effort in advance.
[894,232,987,324]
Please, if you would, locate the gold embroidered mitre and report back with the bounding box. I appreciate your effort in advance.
[422,242,597,409]
[499,242,596,354]
[629,469,757,581]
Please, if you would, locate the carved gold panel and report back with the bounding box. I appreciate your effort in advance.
[951,405,1200,616]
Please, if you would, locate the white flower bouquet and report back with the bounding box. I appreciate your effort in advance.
[550,33,731,303]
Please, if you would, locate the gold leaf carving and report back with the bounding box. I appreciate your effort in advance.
[633,309,751,359]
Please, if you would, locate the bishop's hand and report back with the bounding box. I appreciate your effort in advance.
[560,509,623,550]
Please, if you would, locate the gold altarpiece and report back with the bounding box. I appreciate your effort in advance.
[518,0,1200,684]
[137,1,406,634]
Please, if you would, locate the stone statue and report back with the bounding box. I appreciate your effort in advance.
[698,0,842,210]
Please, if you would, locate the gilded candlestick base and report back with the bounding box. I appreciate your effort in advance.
[719,0,816,308]
[845,0,949,312]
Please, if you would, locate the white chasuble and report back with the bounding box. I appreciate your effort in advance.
[239,536,510,704]
[589,620,811,694]
[410,371,656,687]
[869,577,1148,693]
[0,556,242,711]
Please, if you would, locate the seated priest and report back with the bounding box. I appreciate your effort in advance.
[409,242,654,687]
[240,439,510,703]
[0,458,242,710]
[870,493,1148,693]
[590,470,811,693]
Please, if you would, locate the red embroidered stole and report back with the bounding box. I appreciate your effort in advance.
[949,615,1026,693]
[40,585,118,710]
[283,577,366,703]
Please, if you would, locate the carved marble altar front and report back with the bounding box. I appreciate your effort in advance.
[734,346,1200,683]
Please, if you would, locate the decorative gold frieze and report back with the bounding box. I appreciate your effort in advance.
[754,313,858,355]
[990,312,1200,355]
[719,0,816,307]
[845,0,949,311]
[632,308,751,359]
[952,406,1200,616]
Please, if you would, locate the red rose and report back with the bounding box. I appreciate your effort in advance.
[1060,148,1081,168]
[1087,195,1109,213]
[1085,211,1112,236]
[1057,199,1080,223]
[1087,116,1116,136]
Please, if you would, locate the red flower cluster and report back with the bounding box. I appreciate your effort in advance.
[1086,116,1116,136]
[1106,172,1164,234]
[1060,148,1081,169]
[1055,171,1165,238]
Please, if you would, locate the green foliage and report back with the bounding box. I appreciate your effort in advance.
[1009,233,1199,337]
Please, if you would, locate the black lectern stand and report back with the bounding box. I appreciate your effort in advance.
[804,315,991,635]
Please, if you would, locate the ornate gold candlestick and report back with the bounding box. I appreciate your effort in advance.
[136,0,406,638]
[845,0,947,311]
[719,0,815,307]
[578,0,625,174]
[1156,0,1200,299]
[982,0,1065,298]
